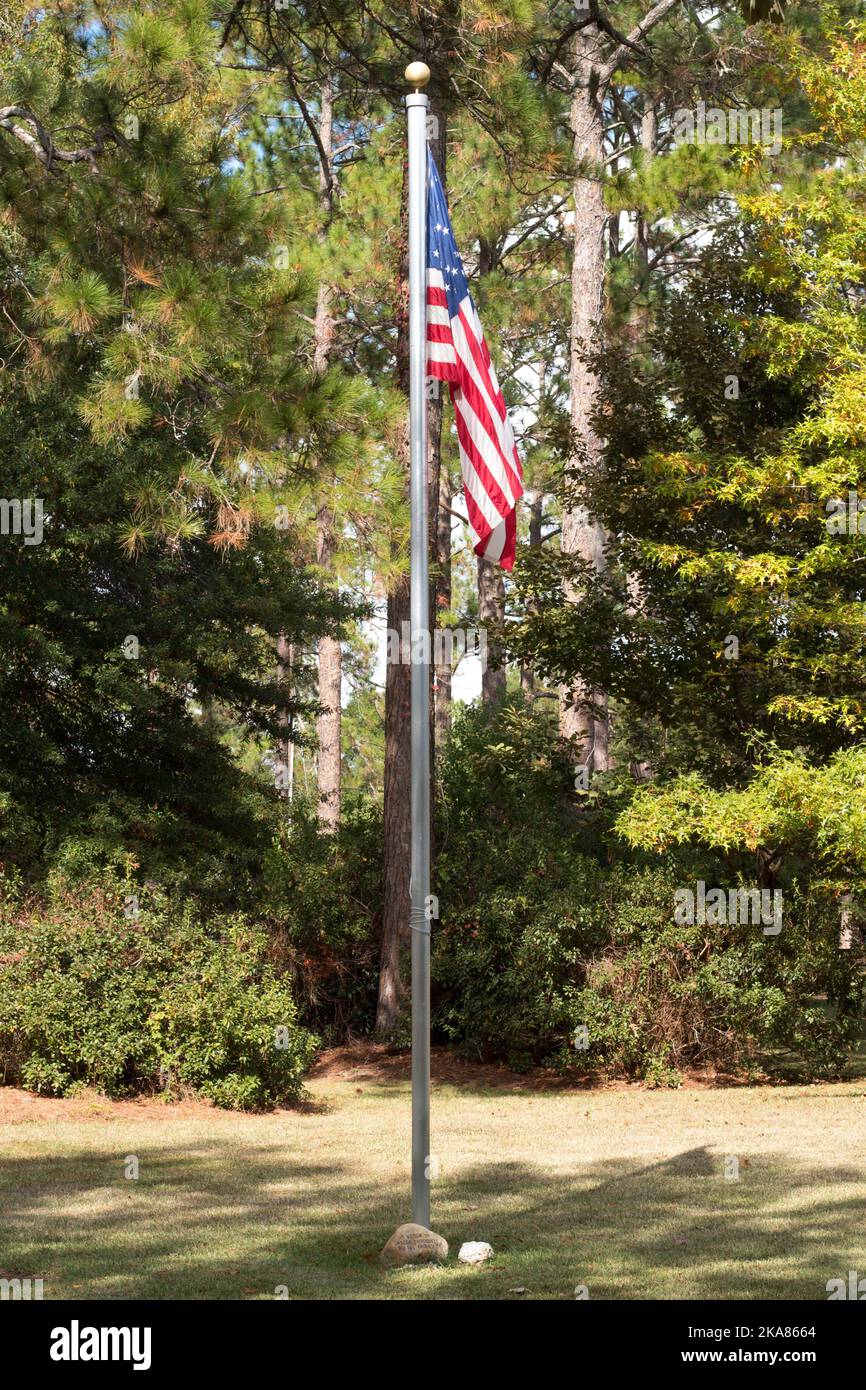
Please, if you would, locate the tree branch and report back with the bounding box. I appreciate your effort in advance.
[599,0,684,85]
[0,106,111,173]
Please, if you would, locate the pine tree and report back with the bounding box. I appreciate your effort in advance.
[0,2,379,884]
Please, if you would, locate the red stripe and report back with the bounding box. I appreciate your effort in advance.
[500,504,517,569]
[452,314,522,498]
[452,360,523,501]
[453,404,512,519]
[427,360,459,384]
[426,286,523,571]
[457,305,507,425]
[462,477,488,547]
[426,323,455,345]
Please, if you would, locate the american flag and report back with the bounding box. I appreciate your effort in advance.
[425,157,523,569]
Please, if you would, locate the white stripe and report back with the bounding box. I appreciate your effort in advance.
[428,341,457,364]
[453,390,520,512]
[462,297,507,423]
[458,439,507,535]
[449,345,520,503]
[465,515,483,551]
[480,518,507,562]
[451,308,519,480]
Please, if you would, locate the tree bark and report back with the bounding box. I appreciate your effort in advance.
[521,355,547,695]
[839,892,856,950]
[276,633,293,802]
[756,845,783,891]
[560,29,610,772]
[634,100,657,341]
[434,459,453,747]
[478,555,507,706]
[312,74,341,829]
[556,6,683,767]
[315,522,341,828]
[520,489,543,695]
[378,566,411,1032]
[377,152,412,1034]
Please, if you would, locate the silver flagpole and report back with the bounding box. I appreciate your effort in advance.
[405,59,431,1230]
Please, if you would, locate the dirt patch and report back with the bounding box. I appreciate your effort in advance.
[308,1044,757,1092]
[0,1086,213,1125]
[0,1049,801,1123]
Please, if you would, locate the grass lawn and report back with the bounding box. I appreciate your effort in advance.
[2,1050,865,1300]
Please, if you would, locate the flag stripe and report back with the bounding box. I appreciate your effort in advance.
[425,157,523,569]
[451,307,522,495]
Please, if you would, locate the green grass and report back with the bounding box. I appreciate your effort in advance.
[2,1068,866,1300]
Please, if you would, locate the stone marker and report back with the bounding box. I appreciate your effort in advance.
[457,1240,494,1265]
[380,1223,448,1268]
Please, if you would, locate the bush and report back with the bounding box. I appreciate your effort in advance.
[0,879,317,1108]
[430,700,865,1081]
[433,853,863,1079]
[258,799,382,1041]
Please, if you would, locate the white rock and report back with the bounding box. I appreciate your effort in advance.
[458,1240,493,1265]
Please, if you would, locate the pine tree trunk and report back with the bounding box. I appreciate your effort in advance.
[315,515,341,829]
[521,351,546,700]
[276,632,293,801]
[839,893,856,950]
[313,74,341,829]
[627,99,656,780]
[434,460,453,747]
[634,101,656,340]
[377,153,412,1034]
[378,569,411,1032]
[377,104,449,1028]
[478,555,506,706]
[519,491,542,693]
[560,30,610,772]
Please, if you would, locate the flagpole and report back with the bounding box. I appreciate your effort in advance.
[406,59,431,1230]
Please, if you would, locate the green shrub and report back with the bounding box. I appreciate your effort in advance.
[0,880,317,1108]
[432,854,863,1080]
[258,800,382,1041]
[429,700,865,1081]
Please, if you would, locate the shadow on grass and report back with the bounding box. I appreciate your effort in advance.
[1,1138,863,1300]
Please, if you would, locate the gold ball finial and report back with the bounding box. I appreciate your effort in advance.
[405,61,431,91]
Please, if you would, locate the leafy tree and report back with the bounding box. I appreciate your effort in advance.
[514,11,866,886]
[0,387,342,893]
[0,3,378,890]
